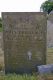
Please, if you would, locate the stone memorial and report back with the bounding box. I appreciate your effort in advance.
[2,12,47,74]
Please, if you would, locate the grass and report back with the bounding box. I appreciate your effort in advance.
[47,47,53,63]
[0,74,38,80]
[0,73,53,80]
[47,47,53,52]
[0,27,3,32]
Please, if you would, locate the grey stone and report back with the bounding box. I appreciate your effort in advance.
[2,12,47,74]
[38,64,53,74]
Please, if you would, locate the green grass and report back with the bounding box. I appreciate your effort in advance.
[0,74,38,80]
[47,47,53,52]
[0,27,2,32]
[0,73,53,80]
[47,47,53,63]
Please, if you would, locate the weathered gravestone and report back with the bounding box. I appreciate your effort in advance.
[2,12,47,74]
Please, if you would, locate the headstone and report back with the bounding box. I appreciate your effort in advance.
[38,64,53,74]
[2,12,47,74]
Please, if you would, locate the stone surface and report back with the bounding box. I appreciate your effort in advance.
[38,64,53,74]
[2,12,47,73]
